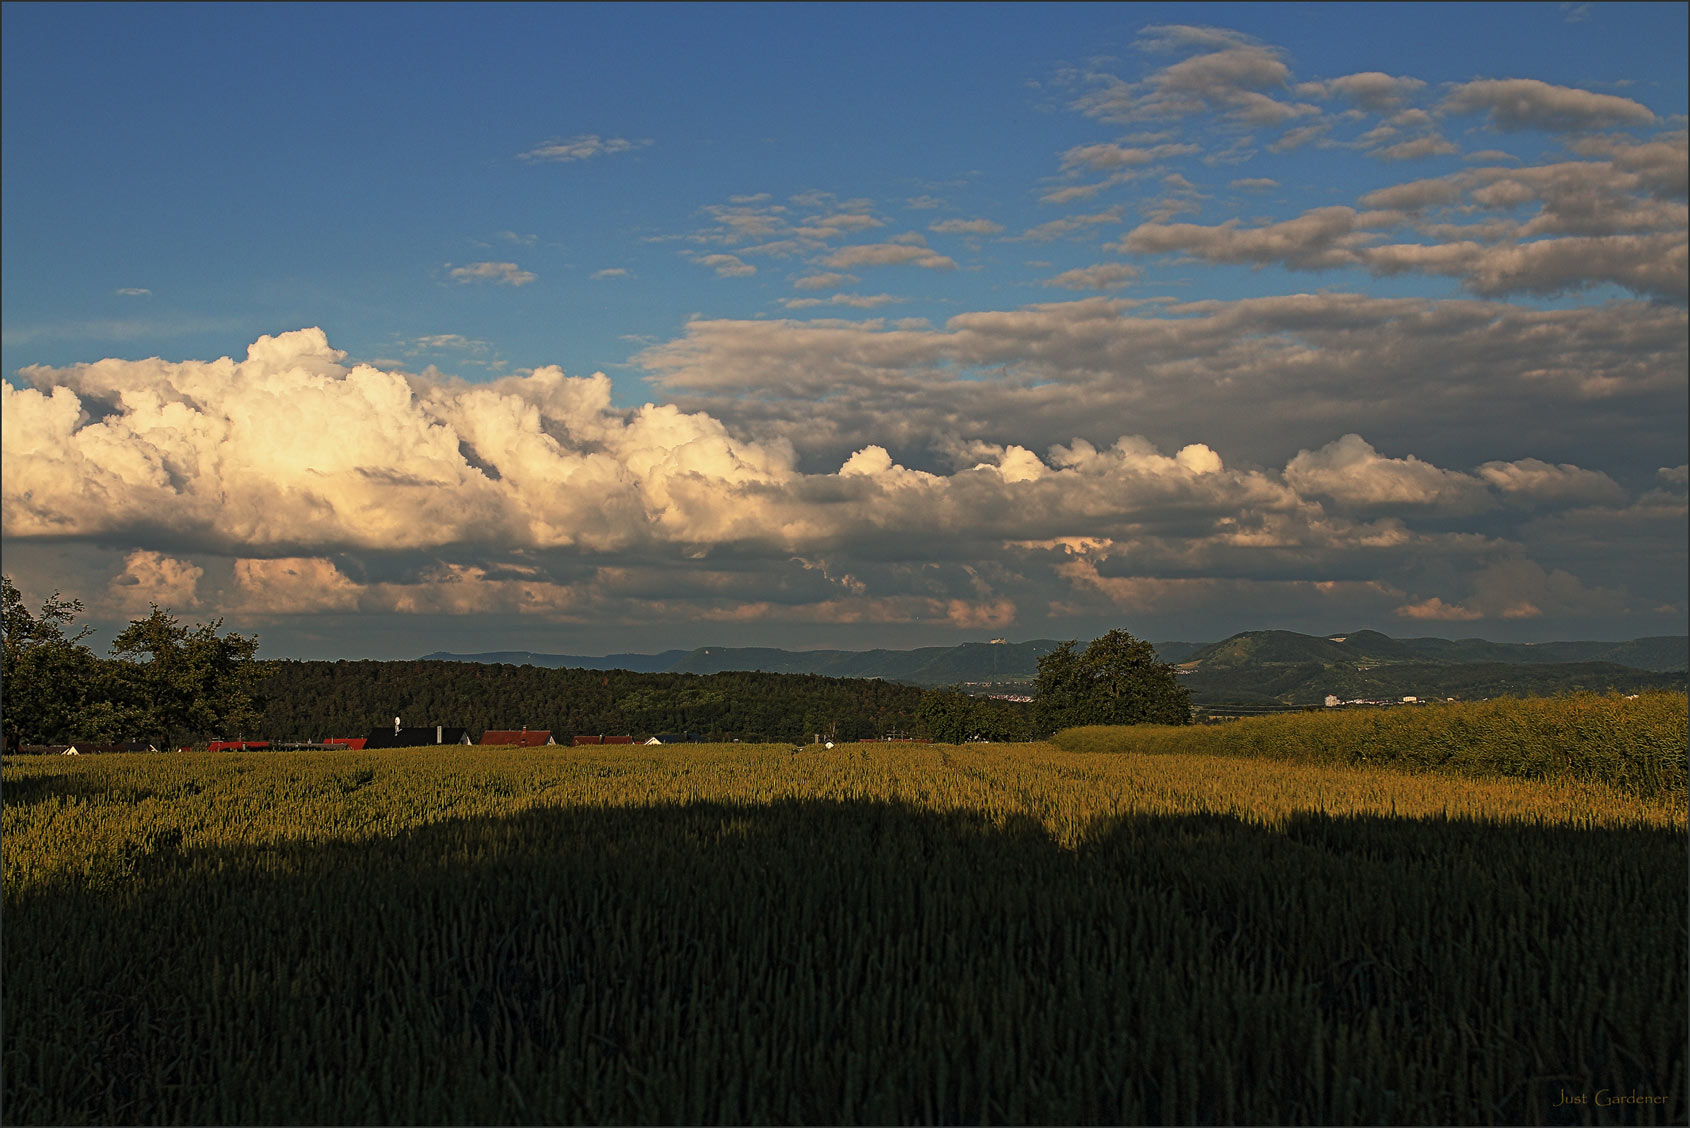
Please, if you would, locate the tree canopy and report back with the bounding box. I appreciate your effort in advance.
[1,576,262,749]
[2,577,101,748]
[1034,628,1192,733]
[109,606,264,746]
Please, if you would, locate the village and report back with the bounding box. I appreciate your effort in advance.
[25,719,945,755]
[1323,693,1445,708]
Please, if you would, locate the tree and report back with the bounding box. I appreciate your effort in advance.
[1034,628,1191,734]
[4,578,267,750]
[110,605,263,747]
[917,689,978,744]
[2,575,101,748]
[1032,640,1086,734]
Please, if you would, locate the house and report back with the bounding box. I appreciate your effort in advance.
[363,725,471,749]
[208,740,270,752]
[481,729,555,747]
[646,732,699,745]
[573,735,634,745]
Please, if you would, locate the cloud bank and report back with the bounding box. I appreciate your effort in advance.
[4,326,1681,650]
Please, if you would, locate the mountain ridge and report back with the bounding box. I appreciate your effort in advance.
[423,630,1688,685]
[1183,629,1688,672]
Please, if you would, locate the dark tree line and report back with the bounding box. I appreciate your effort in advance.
[1,576,263,751]
[4,574,1181,749]
[258,626,1186,745]
[254,660,943,745]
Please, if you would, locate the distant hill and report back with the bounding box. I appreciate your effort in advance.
[424,640,1077,685]
[419,649,689,674]
[664,641,1073,683]
[1173,629,1686,705]
[1180,660,1686,707]
[1183,630,1688,673]
[424,630,1686,694]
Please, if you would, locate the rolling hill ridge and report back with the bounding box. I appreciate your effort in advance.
[424,631,1687,702]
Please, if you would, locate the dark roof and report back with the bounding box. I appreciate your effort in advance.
[363,726,470,749]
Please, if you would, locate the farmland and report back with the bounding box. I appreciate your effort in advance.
[3,694,1686,1124]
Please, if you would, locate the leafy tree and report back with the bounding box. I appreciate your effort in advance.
[2,575,103,748]
[110,605,263,747]
[917,689,978,743]
[1032,640,1086,734]
[1035,628,1191,734]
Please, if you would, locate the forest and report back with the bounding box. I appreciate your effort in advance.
[251,659,1041,745]
[252,629,1187,745]
[2,574,1183,748]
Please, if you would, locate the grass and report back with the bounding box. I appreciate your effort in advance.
[3,718,1685,1124]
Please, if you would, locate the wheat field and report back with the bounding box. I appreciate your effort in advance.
[4,705,1685,1124]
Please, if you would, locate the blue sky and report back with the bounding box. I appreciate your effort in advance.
[3,2,1686,658]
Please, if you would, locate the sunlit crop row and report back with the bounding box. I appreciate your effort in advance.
[4,725,1684,1124]
[1059,691,1689,800]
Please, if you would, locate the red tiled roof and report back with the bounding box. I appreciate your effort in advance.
[481,730,553,746]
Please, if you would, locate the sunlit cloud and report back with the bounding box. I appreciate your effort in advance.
[448,262,537,286]
[106,549,203,615]
[518,134,651,162]
[1043,263,1141,291]
[691,253,756,277]
[929,218,1006,235]
[5,326,1676,648]
[1439,79,1655,133]
[819,241,956,270]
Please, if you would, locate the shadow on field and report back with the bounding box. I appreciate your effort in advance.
[4,798,1685,1126]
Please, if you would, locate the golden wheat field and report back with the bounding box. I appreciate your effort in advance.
[3,703,1686,1125]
